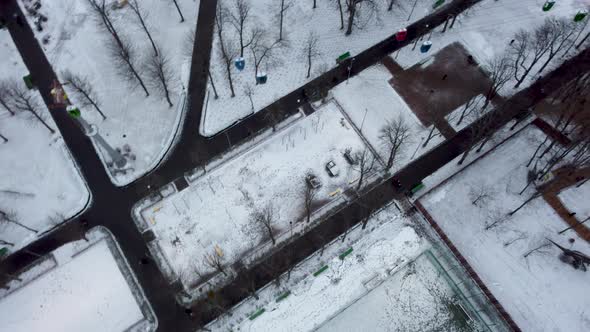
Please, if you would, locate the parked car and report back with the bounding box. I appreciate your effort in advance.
[306,173,322,189]
[325,160,340,177]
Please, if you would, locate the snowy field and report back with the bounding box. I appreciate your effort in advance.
[558,181,590,221]
[420,126,590,332]
[208,203,494,332]
[202,0,440,135]
[0,29,88,252]
[331,64,445,172]
[394,0,589,94]
[141,102,372,288]
[19,0,199,185]
[0,228,155,332]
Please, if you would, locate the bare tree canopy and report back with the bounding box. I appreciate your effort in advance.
[379,116,410,170]
[62,70,106,119]
[216,3,238,97]
[250,32,283,83]
[0,209,38,233]
[146,48,176,107]
[344,0,379,36]
[106,35,150,96]
[482,55,513,109]
[303,32,321,79]
[229,0,259,57]
[0,80,16,116]
[127,0,159,56]
[251,203,278,245]
[351,149,375,191]
[7,81,54,134]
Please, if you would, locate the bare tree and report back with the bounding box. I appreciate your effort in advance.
[379,116,410,170]
[170,0,185,23]
[204,250,228,276]
[0,80,15,116]
[303,32,321,79]
[146,48,175,107]
[107,35,150,96]
[251,203,277,245]
[62,71,106,120]
[344,0,379,36]
[9,83,54,134]
[469,184,493,206]
[511,23,553,88]
[332,0,345,30]
[216,3,238,97]
[455,95,480,126]
[128,0,158,56]
[302,177,318,223]
[0,132,7,143]
[182,28,196,59]
[351,149,375,191]
[0,209,38,233]
[484,211,509,231]
[250,33,282,84]
[229,0,257,57]
[87,0,125,49]
[277,0,294,41]
[208,68,219,99]
[481,55,512,110]
[0,239,14,246]
[457,106,496,165]
[537,18,577,74]
[244,84,255,110]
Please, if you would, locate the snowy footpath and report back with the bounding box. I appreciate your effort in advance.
[0,29,89,253]
[0,227,157,332]
[18,0,199,185]
[420,126,590,332]
[137,101,376,293]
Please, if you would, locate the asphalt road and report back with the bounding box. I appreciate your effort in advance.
[1,0,589,330]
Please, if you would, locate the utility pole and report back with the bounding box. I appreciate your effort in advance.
[67,106,127,168]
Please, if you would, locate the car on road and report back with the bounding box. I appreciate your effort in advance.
[325,160,340,177]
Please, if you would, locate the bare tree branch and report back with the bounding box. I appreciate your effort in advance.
[62,70,106,119]
[128,0,158,56]
[146,47,176,107]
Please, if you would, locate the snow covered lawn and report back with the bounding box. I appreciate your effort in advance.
[0,29,88,253]
[0,228,155,332]
[420,127,590,332]
[141,102,373,289]
[19,0,199,185]
[331,64,445,172]
[202,0,440,136]
[558,181,590,221]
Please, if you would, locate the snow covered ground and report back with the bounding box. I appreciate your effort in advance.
[140,102,373,289]
[420,126,590,332]
[331,64,445,172]
[394,0,589,94]
[202,0,442,136]
[558,181,590,221]
[0,28,89,253]
[18,0,199,185]
[0,228,156,332]
[207,203,498,332]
